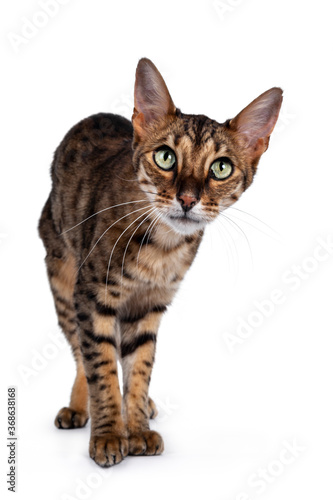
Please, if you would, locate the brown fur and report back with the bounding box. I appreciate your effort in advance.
[38,58,282,466]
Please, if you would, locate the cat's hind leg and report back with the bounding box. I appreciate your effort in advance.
[47,252,89,429]
[39,199,89,429]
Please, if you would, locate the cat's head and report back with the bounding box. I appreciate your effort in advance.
[132,58,282,236]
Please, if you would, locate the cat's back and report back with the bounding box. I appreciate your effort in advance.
[51,112,134,182]
[46,112,136,237]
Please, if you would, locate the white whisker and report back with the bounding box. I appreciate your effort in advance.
[105,206,156,302]
[148,214,165,241]
[146,213,163,243]
[219,213,253,271]
[209,220,231,272]
[215,217,239,278]
[77,205,153,274]
[61,199,151,235]
[136,211,162,268]
[120,207,159,287]
[115,174,138,183]
[223,206,281,240]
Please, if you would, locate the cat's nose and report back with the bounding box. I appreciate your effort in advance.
[177,194,199,213]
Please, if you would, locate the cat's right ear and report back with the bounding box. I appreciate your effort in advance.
[132,58,176,142]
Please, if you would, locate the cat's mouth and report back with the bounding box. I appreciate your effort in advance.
[164,213,206,235]
[169,214,201,224]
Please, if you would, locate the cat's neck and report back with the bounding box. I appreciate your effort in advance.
[152,220,203,250]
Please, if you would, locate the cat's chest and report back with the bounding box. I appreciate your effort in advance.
[125,231,201,287]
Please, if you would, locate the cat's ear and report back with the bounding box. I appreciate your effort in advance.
[229,88,283,161]
[132,58,176,141]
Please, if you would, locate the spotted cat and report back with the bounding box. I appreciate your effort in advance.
[38,58,282,466]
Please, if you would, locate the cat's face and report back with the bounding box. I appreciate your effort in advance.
[132,59,283,236]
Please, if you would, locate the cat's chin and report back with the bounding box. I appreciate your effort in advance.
[162,214,206,236]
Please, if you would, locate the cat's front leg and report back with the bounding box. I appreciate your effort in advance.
[75,285,128,467]
[120,310,165,456]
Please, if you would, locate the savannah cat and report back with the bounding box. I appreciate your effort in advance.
[38,58,282,466]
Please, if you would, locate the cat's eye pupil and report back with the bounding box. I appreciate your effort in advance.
[210,158,233,180]
[154,148,176,170]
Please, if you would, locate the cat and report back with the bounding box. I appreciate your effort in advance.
[38,58,282,467]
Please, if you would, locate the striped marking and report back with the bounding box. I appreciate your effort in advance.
[82,351,101,361]
[95,302,117,316]
[121,332,156,358]
[120,304,167,324]
[92,360,112,369]
[82,329,117,348]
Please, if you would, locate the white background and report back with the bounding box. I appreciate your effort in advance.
[1,0,333,499]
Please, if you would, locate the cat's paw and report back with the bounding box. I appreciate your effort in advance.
[55,407,88,429]
[129,430,164,456]
[89,434,128,467]
[148,397,158,419]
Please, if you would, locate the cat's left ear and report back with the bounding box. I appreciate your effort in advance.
[132,58,176,142]
[229,88,283,162]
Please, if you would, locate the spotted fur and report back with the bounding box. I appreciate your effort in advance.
[38,58,282,466]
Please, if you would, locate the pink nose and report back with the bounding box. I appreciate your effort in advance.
[177,194,198,211]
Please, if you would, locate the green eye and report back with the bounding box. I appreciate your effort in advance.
[154,148,176,170]
[210,158,233,180]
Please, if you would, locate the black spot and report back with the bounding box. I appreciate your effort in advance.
[77,312,89,322]
[185,235,195,243]
[87,373,101,384]
[81,340,91,349]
